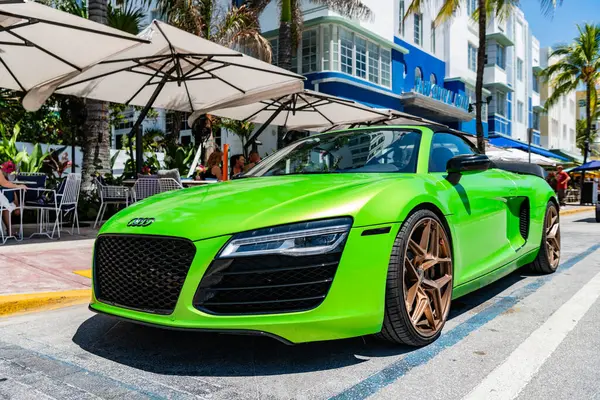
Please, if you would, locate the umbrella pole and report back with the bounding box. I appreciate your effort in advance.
[243,100,291,152]
[128,67,176,175]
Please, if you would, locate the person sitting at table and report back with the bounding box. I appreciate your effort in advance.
[201,150,223,181]
[245,151,261,171]
[0,170,27,231]
[230,154,246,177]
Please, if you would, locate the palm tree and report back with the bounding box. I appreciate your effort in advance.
[405,0,560,154]
[539,24,600,162]
[540,24,600,203]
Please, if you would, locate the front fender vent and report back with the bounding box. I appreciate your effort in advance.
[519,199,530,240]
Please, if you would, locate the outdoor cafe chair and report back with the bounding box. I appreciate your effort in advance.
[94,176,129,228]
[131,177,160,202]
[23,173,82,239]
[16,172,47,204]
[158,178,183,193]
[0,188,23,244]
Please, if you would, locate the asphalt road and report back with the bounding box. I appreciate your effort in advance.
[1,211,599,400]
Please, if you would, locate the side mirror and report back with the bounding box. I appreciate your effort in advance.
[447,154,491,174]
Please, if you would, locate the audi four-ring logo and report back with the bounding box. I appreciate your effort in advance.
[127,218,155,227]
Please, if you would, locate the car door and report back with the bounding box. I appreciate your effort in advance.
[428,132,517,285]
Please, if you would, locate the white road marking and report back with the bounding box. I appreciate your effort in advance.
[463,268,600,400]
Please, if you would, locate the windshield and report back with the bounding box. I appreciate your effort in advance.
[243,129,421,177]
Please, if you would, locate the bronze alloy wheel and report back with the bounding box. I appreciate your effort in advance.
[403,218,453,337]
[545,205,560,269]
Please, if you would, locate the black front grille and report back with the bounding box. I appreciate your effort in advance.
[193,253,341,315]
[519,200,530,240]
[94,235,196,315]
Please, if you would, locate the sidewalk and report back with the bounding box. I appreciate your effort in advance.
[0,228,96,316]
[0,205,596,317]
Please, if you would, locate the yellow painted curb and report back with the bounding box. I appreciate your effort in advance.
[73,269,92,279]
[0,289,91,317]
[560,207,595,216]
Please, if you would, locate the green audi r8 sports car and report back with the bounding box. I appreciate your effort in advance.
[92,125,560,346]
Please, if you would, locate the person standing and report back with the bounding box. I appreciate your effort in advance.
[556,165,570,206]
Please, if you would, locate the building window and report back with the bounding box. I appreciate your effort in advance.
[533,75,539,92]
[381,48,391,87]
[398,0,405,36]
[269,38,278,66]
[322,25,330,70]
[415,67,423,85]
[562,124,567,139]
[332,26,339,71]
[467,0,477,17]
[431,23,436,53]
[570,99,575,114]
[517,100,523,122]
[355,36,367,79]
[401,61,407,78]
[496,44,506,69]
[430,73,437,85]
[115,134,124,149]
[562,96,566,107]
[468,43,477,72]
[517,58,523,81]
[368,42,380,84]
[340,28,353,74]
[414,13,422,46]
[496,91,506,116]
[302,30,317,73]
[533,111,540,130]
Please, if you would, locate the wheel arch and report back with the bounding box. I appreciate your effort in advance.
[403,202,455,256]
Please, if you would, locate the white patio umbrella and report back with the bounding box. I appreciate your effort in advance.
[42,20,305,172]
[206,90,391,151]
[0,0,145,104]
[314,109,447,133]
[487,147,557,166]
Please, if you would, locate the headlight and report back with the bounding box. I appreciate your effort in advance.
[218,218,353,258]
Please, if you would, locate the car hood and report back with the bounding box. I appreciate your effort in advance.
[100,174,415,241]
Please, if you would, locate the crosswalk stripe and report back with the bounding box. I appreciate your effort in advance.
[463,267,600,400]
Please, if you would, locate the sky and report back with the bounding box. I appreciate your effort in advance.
[520,0,600,48]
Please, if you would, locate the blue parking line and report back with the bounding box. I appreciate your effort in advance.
[330,244,600,400]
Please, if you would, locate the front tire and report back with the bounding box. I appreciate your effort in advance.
[595,204,600,222]
[530,201,560,274]
[378,209,453,346]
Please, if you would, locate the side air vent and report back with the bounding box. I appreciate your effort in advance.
[519,200,530,240]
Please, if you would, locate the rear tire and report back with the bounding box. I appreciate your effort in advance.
[530,201,560,274]
[377,209,453,346]
[595,204,600,222]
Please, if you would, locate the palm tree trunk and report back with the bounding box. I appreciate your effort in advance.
[475,0,486,154]
[82,0,110,190]
[276,0,293,149]
[581,82,592,204]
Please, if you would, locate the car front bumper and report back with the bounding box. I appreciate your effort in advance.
[90,223,401,344]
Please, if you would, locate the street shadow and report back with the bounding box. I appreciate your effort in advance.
[73,269,531,377]
[574,218,598,224]
[73,315,410,376]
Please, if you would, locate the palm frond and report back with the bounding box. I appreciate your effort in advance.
[311,0,372,20]
[404,0,423,24]
[107,0,147,35]
[215,5,272,62]
[433,0,460,27]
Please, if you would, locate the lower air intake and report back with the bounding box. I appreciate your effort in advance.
[193,253,341,315]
